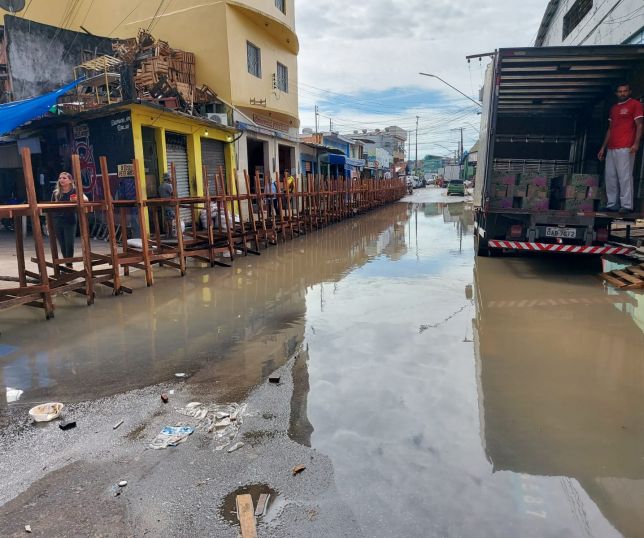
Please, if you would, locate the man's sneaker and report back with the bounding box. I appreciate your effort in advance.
[618,207,632,214]
[600,205,619,212]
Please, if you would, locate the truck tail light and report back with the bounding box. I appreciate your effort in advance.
[510,224,522,238]
[596,227,608,242]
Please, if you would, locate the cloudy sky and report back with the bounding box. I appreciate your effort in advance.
[295,0,548,158]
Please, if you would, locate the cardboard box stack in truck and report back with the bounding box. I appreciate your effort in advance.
[474,45,644,256]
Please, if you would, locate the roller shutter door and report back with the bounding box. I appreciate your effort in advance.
[165,133,191,224]
[200,138,226,194]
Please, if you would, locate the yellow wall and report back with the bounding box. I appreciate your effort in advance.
[3,0,299,124]
[226,3,299,128]
[127,104,234,197]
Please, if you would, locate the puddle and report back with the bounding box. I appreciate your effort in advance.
[219,483,281,525]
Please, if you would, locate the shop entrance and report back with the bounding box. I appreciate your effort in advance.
[278,144,294,177]
[247,138,268,193]
[165,132,191,225]
[142,127,160,199]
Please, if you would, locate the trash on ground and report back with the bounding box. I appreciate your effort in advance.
[268,374,280,384]
[110,484,121,497]
[227,441,245,453]
[118,480,127,487]
[149,426,194,450]
[29,402,64,422]
[292,465,306,476]
[59,420,76,431]
[169,389,175,395]
[176,402,247,451]
[24,524,32,533]
[161,393,169,403]
[254,493,270,517]
[236,494,257,538]
[174,373,188,378]
[113,420,124,430]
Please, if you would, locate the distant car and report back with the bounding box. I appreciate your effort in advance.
[447,179,465,196]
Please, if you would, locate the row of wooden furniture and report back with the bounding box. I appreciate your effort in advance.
[0,148,406,320]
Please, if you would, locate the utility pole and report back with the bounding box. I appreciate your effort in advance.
[315,105,319,137]
[408,130,411,174]
[329,118,332,132]
[459,127,464,160]
[415,116,419,177]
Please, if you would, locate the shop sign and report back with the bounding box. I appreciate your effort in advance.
[253,114,289,133]
[118,163,134,177]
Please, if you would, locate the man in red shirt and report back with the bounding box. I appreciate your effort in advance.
[598,83,643,213]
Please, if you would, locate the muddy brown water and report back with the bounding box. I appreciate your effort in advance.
[2,190,644,536]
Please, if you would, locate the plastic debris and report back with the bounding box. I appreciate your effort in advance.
[161,393,169,403]
[25,524,32,533]
[59,420,76,431]
[292,465,306,476]
[110,484,121,497]
[227,442,244,453]
[113,420,124,430]
[149,426,194,450]
[176,402,246,451]
[268,374,280,384]
[174,373,188,378]
[118,480,127,487]
[28,402,64,422]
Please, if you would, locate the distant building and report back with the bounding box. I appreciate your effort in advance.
[346,127,407,164]
[422,155,443,175]
[299,132,365,179]
[535,0,644,46]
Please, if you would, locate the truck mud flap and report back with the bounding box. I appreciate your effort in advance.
[488,240,634,255]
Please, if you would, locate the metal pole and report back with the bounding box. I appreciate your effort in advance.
[415,116,419,177]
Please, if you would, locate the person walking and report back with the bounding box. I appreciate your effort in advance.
[51,171,87,267]
[159,172,175,236]
[598,83,643,213]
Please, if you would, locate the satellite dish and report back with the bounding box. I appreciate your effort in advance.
[0,0,26,11]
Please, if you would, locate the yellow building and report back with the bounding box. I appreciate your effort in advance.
[2,0,301,188]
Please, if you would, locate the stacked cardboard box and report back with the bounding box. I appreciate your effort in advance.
[516,173,550,211]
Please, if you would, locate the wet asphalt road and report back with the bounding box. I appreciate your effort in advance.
[1,188,643,537]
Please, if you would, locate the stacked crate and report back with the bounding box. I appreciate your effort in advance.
[489,172,605,212]
[114,30,197,109]
[550,174,602,211]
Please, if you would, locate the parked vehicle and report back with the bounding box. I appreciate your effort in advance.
[447,179,465,196]
[474,45,643,257]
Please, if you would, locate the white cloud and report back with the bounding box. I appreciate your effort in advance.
[294,0,548,156]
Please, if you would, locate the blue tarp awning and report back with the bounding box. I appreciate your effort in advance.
[0,79,83,136]
[321,153,346,165]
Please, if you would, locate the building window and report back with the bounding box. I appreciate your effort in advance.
[247,41,261,78]
[277,62,288,93]
[562,0,593,40]
[275,0,285,14]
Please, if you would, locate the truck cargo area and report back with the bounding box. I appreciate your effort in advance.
[474,45,644,256]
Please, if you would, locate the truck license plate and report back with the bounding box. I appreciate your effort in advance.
[545,227,576,238]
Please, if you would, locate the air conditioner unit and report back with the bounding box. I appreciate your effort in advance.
[207,113,228,126]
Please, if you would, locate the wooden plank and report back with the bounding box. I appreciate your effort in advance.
[600,273,628,288]
[235,494,257,538]
[627,267,644,278]
[255,493,270,517]
[613,270,641,285]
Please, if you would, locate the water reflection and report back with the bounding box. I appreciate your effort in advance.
[0,203,412,411]
[302,198,638,537]
[474,256,644,537]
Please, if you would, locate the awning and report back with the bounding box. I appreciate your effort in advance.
[320,153,346,165]
[346,157,365,168]
[0,79,84,136]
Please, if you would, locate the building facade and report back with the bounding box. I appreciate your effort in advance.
[535,0,644,46]
[1,0,300,190]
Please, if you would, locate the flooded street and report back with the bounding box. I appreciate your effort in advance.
[1,188,643,536]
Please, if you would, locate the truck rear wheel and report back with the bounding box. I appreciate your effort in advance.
[474,232,490,256]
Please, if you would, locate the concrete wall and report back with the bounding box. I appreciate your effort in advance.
[3,15,113,100]
[539,0,644,46]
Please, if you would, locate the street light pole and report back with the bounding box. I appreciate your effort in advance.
[419,73,482,107]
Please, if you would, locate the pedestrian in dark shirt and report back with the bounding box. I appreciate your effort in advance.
[159,172,175,236]
[51,172,87,267]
